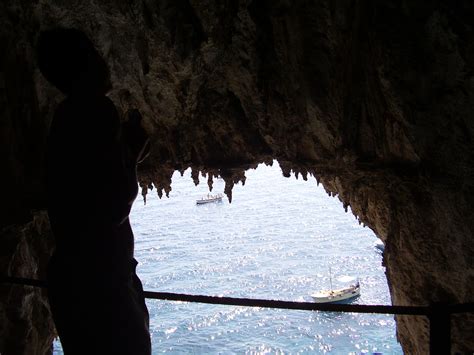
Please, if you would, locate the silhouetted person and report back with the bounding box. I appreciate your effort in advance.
[37,28,151,354]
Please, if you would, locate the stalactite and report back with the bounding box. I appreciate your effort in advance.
[224,180,233,203]
[301,169,308,181]
[278,161,292,178]
[207,173,214,191]
[140,183,148,205]
[191,168,200,186]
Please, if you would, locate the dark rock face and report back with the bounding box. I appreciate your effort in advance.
[1,1,473,353]
[0,212,55,355]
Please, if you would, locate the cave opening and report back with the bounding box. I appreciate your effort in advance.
[52,161,400,354]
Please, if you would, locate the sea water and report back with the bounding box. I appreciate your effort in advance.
[54,162,402,354]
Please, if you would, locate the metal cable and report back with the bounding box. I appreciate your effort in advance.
[3,276,473,315]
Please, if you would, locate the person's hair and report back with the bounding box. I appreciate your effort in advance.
[36,28,111,95]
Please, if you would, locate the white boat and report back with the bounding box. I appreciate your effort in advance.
[311,268,360,303]
[196,193,224,205]
[311,281,360,303]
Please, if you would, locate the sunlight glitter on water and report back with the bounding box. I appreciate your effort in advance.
[54,161,402,354]
[132,162,401,354]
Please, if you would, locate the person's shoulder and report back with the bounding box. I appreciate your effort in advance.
[92,95,119,122]
[55,95,116,115]
[101,95,117,108]
[55,97,73,113]
[95,95,118,114]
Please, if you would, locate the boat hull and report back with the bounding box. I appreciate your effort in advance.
[311,284,360,304]
[196,197,223,205]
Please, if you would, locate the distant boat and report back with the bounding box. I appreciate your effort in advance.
[374,240,385,252]
[196,193,224,205]
[311,268,360,303]
[311,282,360,303]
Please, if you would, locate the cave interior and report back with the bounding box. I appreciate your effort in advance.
[1,1,474,354]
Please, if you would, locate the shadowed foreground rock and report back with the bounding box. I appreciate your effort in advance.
[1,1,473,354]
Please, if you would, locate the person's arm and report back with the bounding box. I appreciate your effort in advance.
[121,109,150,166]
[91,98,142,226]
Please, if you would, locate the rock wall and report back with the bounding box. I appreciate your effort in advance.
[1,0,473,353]
[0,211,55,355]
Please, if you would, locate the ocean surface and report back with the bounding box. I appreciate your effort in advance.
[54,162,402,354]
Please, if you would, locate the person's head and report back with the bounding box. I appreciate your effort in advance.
[37,28,111,96]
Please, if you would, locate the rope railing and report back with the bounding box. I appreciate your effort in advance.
[0,276,429,314]
[143,290,429,315]
[2,276,473,353]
